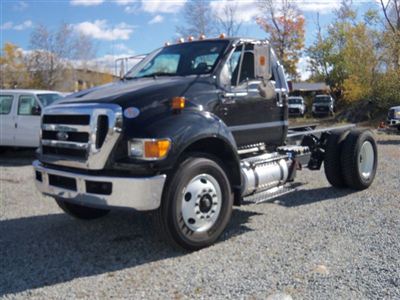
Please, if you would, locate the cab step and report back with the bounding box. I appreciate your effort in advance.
[243,183,301,204]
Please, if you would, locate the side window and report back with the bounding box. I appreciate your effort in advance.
[238,51,255,84]
[224,44,256,87]
[0,95,14,115]
[18,95,40,116]
[229,46,243,86]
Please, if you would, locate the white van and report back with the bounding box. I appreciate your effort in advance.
[0,90,63,148]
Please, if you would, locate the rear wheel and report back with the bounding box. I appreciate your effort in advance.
[324,130,350,188]
[154,155,233,250]
[341,129,378,190]
[55,198,110,220]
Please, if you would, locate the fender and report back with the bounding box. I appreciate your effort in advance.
[118,108,243,204]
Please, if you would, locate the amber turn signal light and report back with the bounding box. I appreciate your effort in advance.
[259,55,266,66]
[171,97,185,110]
[144,139,171,159]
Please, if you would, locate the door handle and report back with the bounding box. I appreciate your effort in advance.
[221,97,236,105]
[15,123,17,128]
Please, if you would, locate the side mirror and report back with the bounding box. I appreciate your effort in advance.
[31,106,41,116]
[254,43,272,80]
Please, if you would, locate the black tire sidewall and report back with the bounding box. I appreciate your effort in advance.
[341,130,378,189]
[162,156,233,250]
[324,130,349,188]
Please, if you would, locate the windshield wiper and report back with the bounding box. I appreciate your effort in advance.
[127,72,177,79]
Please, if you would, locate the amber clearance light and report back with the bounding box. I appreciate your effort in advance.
[171,97,185,110]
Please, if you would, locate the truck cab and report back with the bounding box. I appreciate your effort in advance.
[33,37,378,250]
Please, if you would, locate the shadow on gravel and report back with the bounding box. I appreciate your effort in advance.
[377,139,400,145]
[275,187,354,207]
[0,148,37,167]
[0,208,256,296]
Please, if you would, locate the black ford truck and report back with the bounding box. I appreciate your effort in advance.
[33,38,378,250]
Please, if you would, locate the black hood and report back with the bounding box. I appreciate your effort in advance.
[59,76,199,109]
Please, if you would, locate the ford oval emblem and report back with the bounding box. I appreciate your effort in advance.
[56,131,69,141]
[124,107,140,119]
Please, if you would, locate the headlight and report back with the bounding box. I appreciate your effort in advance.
[128,138,171,160]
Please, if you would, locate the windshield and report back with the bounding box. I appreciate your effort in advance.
[289,98,302,104]
[125,41,229,79]
[37,93,63,107]
[314,96,331,103]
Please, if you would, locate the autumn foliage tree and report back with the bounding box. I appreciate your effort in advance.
[0,43,31,88]
[257,0,305,79]
[308,1,399,110]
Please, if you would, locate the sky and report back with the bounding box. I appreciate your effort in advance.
[1,0,383,79]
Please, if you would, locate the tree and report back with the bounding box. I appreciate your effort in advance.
[307,3,380,103]
[0,43,30,88]
[28,23,96,89]
[176,0,217,38]
[257,0,305,79]
[214,1,242,37]
[380,0,400,69]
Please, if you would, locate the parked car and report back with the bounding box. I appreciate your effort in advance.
[288,96,306,117]
[0,90,63,148]
[312,94,335,117]
[387,105,400,131]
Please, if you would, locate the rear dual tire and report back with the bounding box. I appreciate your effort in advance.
[324,129,377,190]
[340,129,378,190]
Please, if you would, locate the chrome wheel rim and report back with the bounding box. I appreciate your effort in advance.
[181,174,222,233]
[358,141,374,179]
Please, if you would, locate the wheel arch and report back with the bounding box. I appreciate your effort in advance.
[178,136,242,205]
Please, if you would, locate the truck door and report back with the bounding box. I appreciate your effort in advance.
[0,94,16,146]
[15,94,42,147]
[217,43,285,147]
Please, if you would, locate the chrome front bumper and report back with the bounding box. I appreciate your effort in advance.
[33,160,166,211]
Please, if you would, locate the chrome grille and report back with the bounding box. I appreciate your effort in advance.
[39,103,123,170]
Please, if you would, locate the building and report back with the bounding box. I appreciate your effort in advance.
[290,82,330,97]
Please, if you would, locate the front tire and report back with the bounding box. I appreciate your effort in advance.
[341,129,378,190]
[154,155,233,250]
[55,198,110,220]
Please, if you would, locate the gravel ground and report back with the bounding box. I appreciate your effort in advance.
[0,131,399,299]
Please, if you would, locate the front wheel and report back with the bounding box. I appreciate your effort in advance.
[55,198,110,220]
[154,155,233,250]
